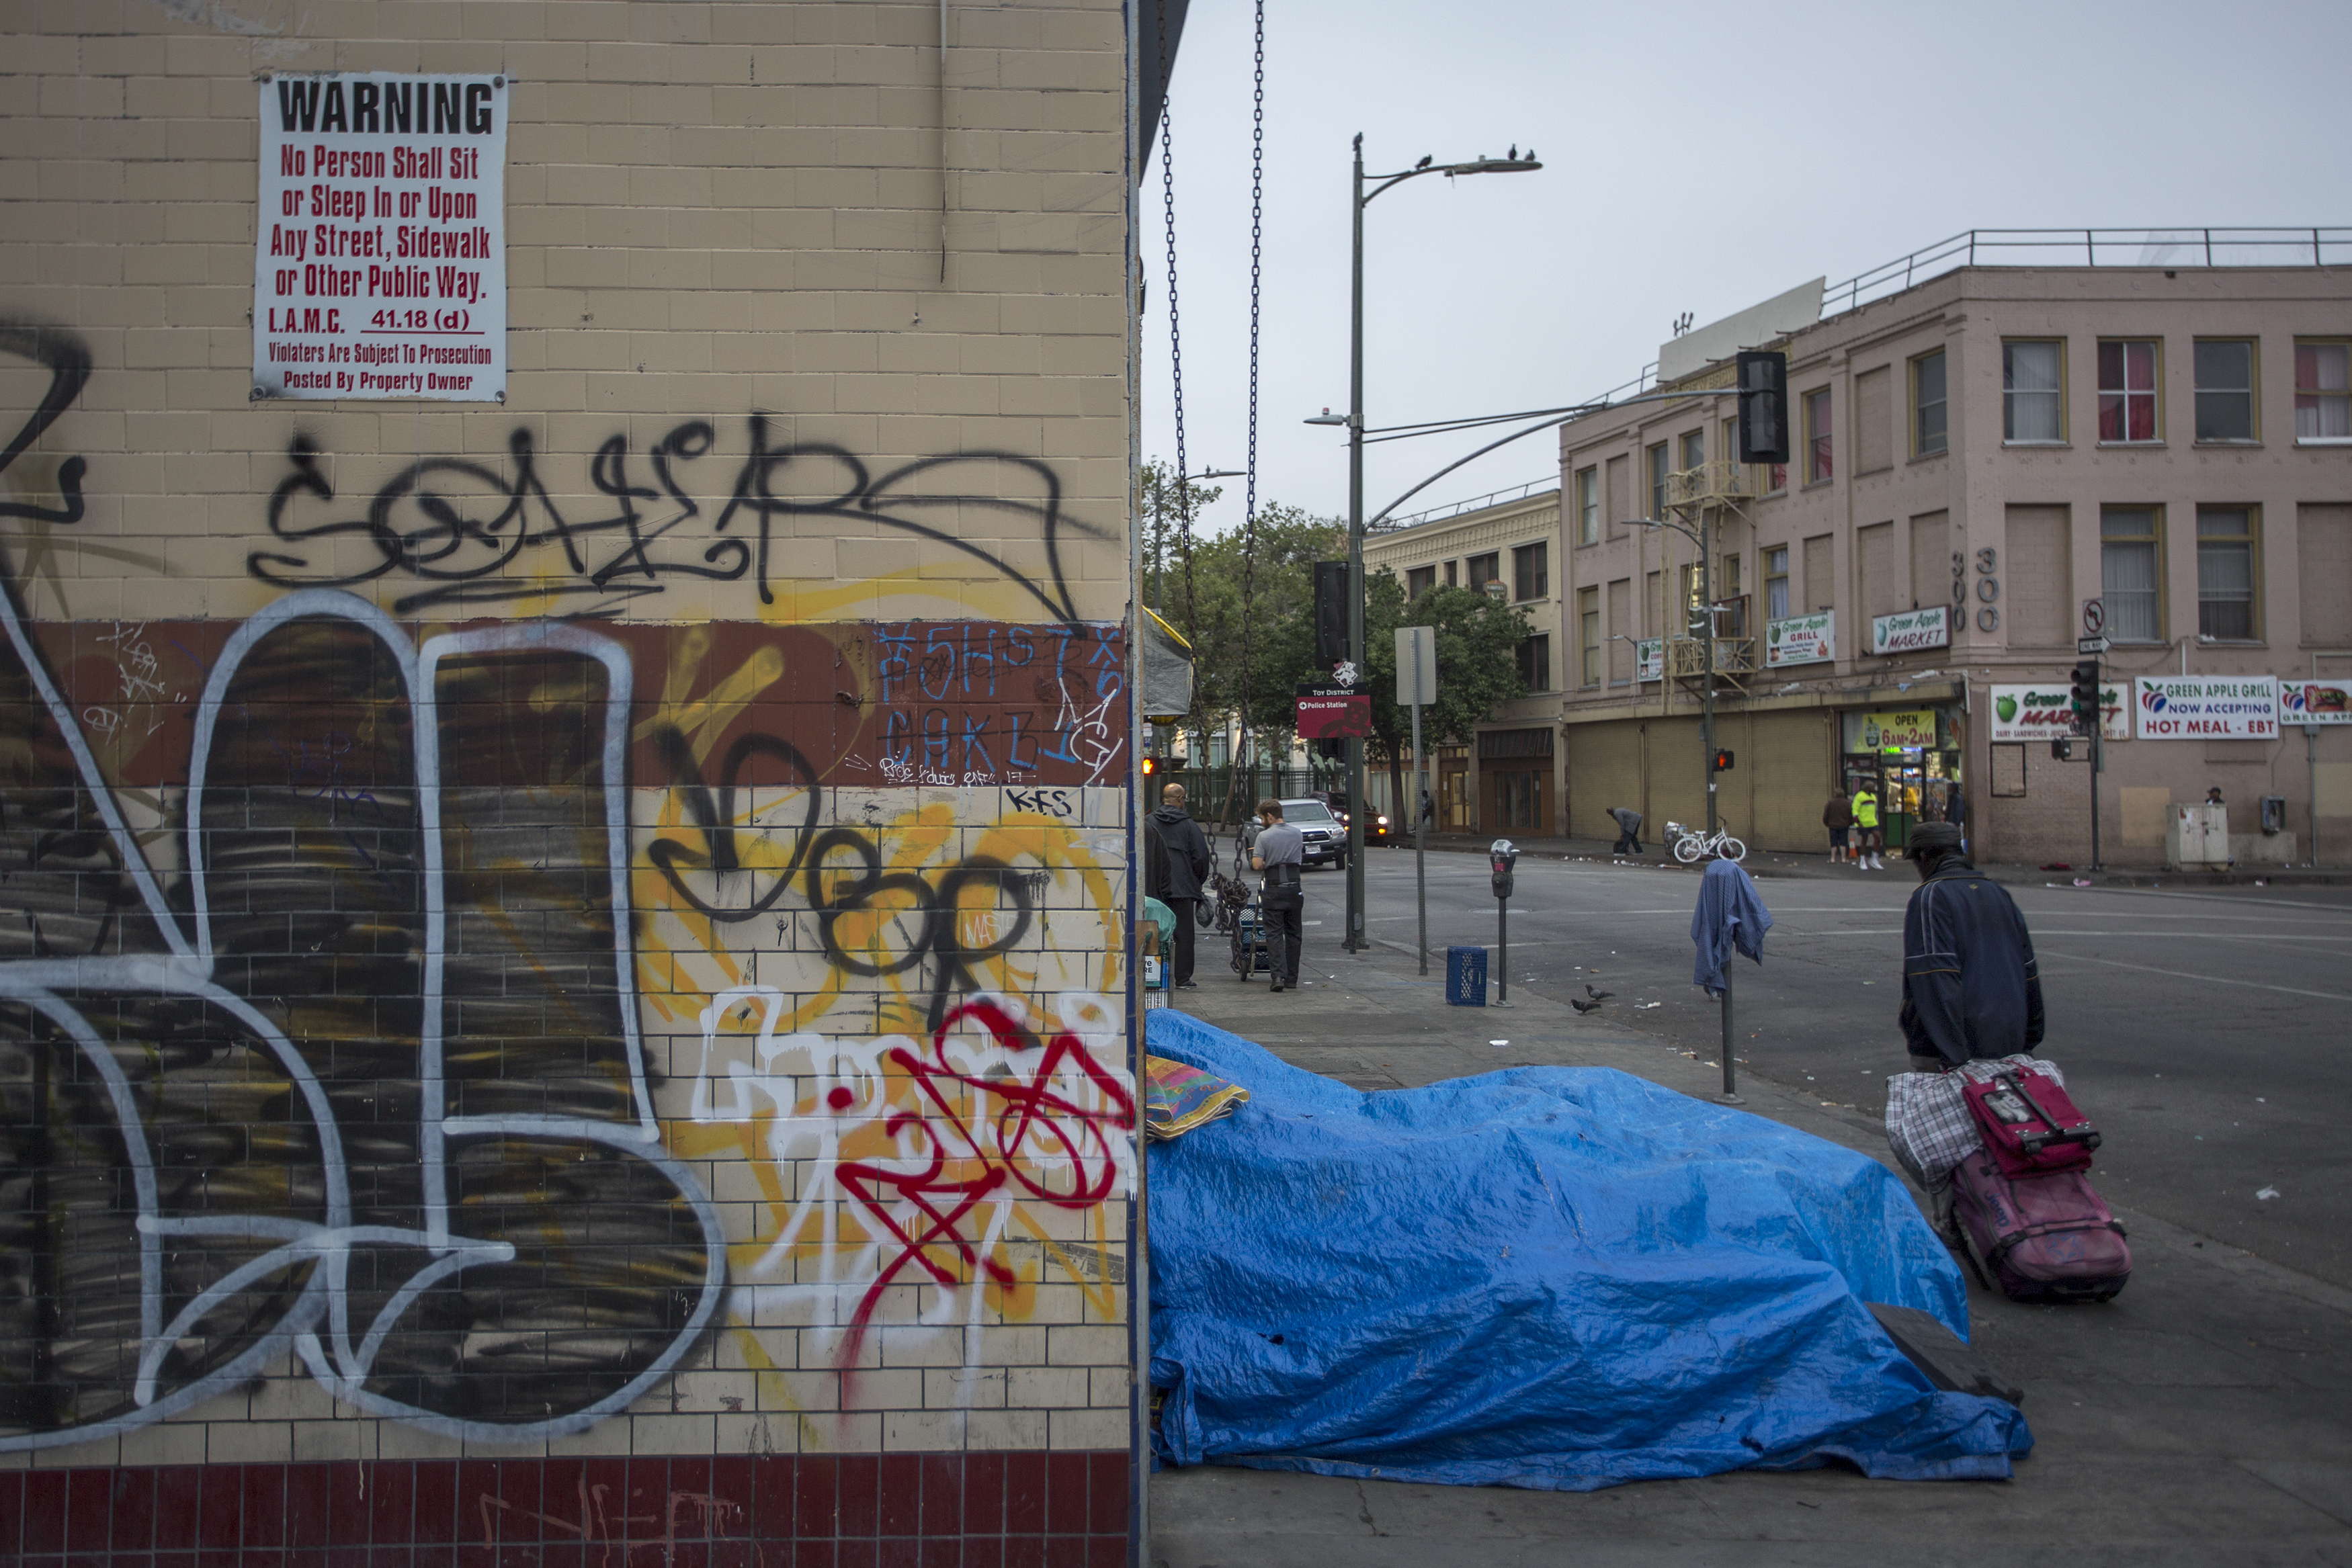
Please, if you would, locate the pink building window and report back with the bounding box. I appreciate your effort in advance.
[2098,340,2159,442]
[1805,387,1832,482]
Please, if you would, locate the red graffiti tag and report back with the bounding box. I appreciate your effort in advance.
[833,1000,1132,1369]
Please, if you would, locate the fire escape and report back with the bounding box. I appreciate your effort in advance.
[1663,459,1757,696]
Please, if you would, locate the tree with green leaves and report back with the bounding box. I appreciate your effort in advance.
[1357,572,1533,822]
[1146,462,1532,824]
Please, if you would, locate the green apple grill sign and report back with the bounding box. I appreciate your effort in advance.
[1766,611,1834,667]
[2135,677,2278,739]
[1988,683,2128,742]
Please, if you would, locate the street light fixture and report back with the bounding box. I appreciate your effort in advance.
[1328,134,1541,953]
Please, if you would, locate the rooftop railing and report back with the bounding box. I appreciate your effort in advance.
[1820,226,2352,318]
[1398,225,2349,526]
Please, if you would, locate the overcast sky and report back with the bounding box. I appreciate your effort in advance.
[1144,0,2352,539]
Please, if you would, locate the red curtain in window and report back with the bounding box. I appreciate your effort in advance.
[2098,342,2156,441]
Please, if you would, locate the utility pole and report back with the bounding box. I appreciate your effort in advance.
[1702,505,1716,836]
[1343,133,1367,951]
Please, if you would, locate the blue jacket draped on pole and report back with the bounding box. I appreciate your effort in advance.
[1691,857,1772,996]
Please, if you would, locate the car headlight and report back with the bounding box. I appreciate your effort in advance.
[1377,815,1389,826]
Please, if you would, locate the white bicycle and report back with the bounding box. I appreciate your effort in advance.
[1665,820,1747,864]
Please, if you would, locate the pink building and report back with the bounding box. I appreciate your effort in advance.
[1547,233,2352,866]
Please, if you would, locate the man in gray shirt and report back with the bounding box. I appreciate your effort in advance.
[1250,797,1306,991]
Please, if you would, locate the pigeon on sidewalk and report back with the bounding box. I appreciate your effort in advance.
[1585,986,1614,1001]
[1571,996,1604,1014]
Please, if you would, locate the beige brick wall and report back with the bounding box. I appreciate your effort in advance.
[0,0,1139,1471]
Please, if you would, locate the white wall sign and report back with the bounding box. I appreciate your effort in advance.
[1765,611,1834,667]
[1987,683,2128,743]
[255,73,507,402]
[1635,638,1663,681]
[1871,605,1950,656]
[2134,676,2279,739]
[2282,680,2352,725]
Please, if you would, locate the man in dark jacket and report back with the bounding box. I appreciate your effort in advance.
[1148,783,1213,988]
[1898,822,2044,1068]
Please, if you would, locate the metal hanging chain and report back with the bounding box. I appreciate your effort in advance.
[1224,0,1269,836]
[1157,4,1197,654]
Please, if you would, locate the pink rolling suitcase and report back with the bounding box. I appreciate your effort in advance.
[1951,1147,2132,1303]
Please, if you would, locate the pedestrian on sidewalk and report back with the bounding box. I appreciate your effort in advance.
[1822,788,1853,865]
[1898,822,2044,1070]
[1607,805,1644,855]
[1852,782,1883,869]
[1419,787,1435,832]
[1250,797,1306,992]
[1148,783,1213,990]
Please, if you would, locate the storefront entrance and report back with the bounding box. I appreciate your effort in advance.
[1840,707,1962,852]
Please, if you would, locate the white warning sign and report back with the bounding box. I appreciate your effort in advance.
[254,74,507,402]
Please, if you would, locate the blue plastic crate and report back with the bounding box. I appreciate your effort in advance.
[1445,945,1488,1006]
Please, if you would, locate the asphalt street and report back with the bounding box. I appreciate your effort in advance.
[1270,847,2352,1291]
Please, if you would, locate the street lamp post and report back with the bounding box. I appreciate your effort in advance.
[1314,136,1540,952]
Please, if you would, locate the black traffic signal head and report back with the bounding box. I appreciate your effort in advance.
[1712,748,1735,773]
[2068,659,2100,733]
[1736,351,1790,465]
[1312,560,1349,668]
[1140,756,1158,777]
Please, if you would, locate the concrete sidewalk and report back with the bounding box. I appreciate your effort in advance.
[1383,830,2352,890]
[1146,932,2352,1567]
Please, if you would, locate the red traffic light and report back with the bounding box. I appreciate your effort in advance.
[1712,748,1735,773]
[1140,756,1158,776]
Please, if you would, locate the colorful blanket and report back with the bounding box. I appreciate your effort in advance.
[1146,1054,1249,1141]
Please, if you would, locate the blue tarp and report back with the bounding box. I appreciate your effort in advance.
[1144,1011,2031,1490]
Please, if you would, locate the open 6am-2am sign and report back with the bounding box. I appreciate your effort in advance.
[255,73,507,402]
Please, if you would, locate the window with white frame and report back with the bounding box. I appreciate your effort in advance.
[2004,341,2062,441]
[2297,341,2351,441]
[1765,546,1790,622]
[2195,507,2257,641]
[2193,340,2256,443]
[2100,507,2162,642]
[1913,349,1948,455]
[1647,442,1669,519]
[1576,466,1599,544]
[2097,340,2160,442]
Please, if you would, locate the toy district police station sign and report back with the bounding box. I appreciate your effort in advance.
[254,73,507,402]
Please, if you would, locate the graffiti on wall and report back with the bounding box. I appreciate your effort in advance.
[255,421,1113,622]
[0,320,1136,1454]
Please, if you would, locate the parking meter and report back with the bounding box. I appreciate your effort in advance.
[1490,838,1519,898]
[1489,839,1519,1003]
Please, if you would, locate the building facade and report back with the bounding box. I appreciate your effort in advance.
[1558,258,2352,866]
[1363,486,1562,833]
[0,1,1148,1560]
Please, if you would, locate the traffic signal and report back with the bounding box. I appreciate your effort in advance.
[2068,658,2100,734]
[1312,560,1349,668]
[1736,351,1790,464]
[1712,748,1735,773]
[1140,756,1158,778]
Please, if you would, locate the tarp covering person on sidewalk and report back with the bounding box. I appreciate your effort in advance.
[1691,857,1772,997]
[1143,1011,2032,1491]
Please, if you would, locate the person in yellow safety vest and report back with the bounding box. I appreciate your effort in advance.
[1851,783,1884,869]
